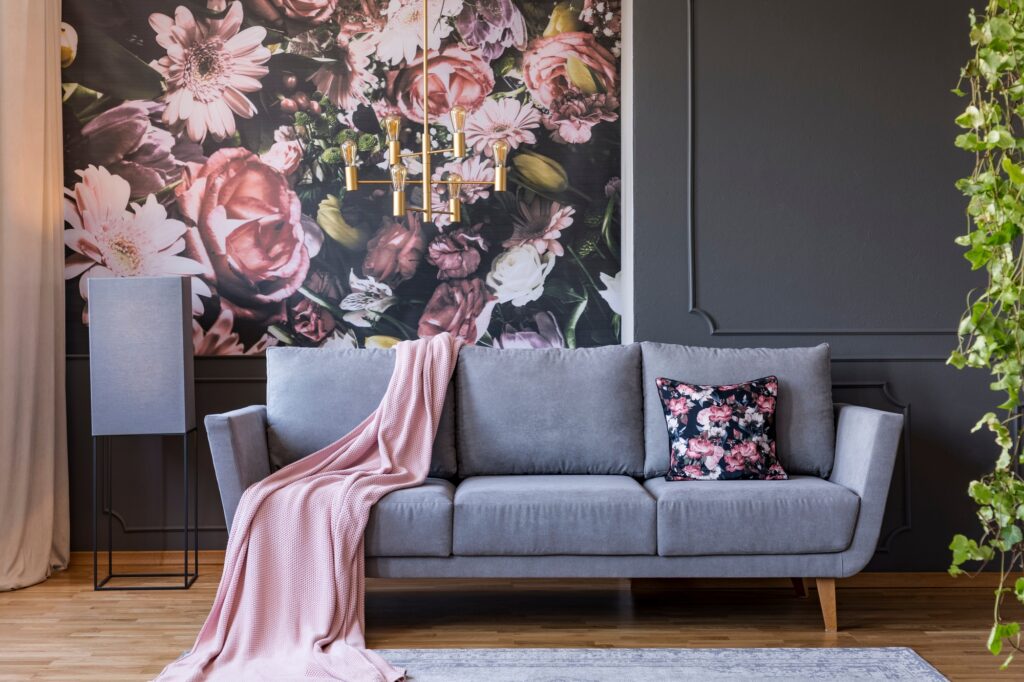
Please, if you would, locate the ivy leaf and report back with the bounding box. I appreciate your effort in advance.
[965,245,991,269]
[999,525,1023,550]
[957,105,986,128]
[970,480,995,505]
[987,128,1015,149]
[989,624,1004,656]
[1002,156,1024,184]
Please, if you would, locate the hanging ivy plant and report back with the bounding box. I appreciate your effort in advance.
[949,0,1024,669]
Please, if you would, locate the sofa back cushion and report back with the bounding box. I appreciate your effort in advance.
[266,347,457,478]
[640,343,835,478]
[456,345,645,476]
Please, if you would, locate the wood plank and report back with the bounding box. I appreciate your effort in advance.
[0,554,1007,680]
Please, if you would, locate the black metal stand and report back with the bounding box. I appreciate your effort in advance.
[92,429,199,590]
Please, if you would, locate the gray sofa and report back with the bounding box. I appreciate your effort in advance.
[206,342,903,632]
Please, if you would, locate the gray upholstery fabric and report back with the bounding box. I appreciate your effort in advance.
[366,478,454,557]
[453,475,656,555]
[206,406,271,530]
[456,345,644,475]
[366,552,845,578]
[644,476,859,556]
[829,405,904,576]
[640,342,836,478]
[266,347,457,478]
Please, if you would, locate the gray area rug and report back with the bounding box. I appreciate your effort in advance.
[379,648,946,681]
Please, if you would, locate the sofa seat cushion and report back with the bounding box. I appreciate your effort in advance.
[366,478,453,557]
[644,476,859,556]
[454,475,656,556]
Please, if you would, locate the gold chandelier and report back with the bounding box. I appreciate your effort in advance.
[338,0,510,224]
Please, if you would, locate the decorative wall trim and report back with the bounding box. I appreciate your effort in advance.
[102,505,227,535]
[683,0,956,339]
[833,381,912,553]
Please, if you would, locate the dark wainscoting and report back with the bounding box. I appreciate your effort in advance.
[65,0,996,570]
[67,356,267,552]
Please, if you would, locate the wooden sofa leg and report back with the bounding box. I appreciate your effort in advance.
[791,578,807,598]
[816,578,837,632]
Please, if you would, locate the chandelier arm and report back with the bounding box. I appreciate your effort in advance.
[408,206,455,216]
[433,180,494,185]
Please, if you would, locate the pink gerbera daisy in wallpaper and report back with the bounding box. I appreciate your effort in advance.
[148,2,271,142]
[62,166,211,318]
[504,197,575,256]
[464,98,541,156]
[309,36,376,110]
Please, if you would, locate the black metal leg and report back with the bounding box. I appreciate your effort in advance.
[183,433,188,588]
[93,430,199,591]
[105,437,112,580]
[92,436,98,590]
[193,429,199,579]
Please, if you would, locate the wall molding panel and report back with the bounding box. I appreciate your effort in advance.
[682,0,958,340]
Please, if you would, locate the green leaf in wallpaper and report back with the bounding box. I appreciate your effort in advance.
[62,24,164,101]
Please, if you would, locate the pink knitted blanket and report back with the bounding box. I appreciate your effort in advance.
[156,333,462,681]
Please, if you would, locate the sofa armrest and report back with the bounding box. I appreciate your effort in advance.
[830,404,904,577]
[205,405,271,532]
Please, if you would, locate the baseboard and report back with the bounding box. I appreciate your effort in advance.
[67,552,1001,588]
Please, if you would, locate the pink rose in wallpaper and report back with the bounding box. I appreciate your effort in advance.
[417,276,494,343]
[362,212,427,286]
[522,31,619,143]
[385,45,494,121]
[61,0,621,354]
[176,148,311,321]
[427,223,487,281]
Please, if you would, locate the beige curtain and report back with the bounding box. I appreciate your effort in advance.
[0,0,70,591]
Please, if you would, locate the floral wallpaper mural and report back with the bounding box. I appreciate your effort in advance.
[61,0,622,355]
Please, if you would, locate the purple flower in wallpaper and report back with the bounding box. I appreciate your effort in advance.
[493,311,565,349]
[455,0,527,60]
[60,0,622,354]
[74,101,202,198]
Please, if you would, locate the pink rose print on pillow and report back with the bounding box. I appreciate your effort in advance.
[757,394,776,414]
[656,375,788,482]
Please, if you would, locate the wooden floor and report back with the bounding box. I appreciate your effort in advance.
[0,553,1017,681]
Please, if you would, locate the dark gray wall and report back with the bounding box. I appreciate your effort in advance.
[68,0,997,570]
[634,0,995,570]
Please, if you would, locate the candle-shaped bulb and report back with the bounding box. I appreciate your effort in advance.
[383,115,402,164]
[492,139,510,166]
[341,140,359,191]
[451,106,468,157]
[390,163,407,216]
[447,173,463,223]
[449,106,467,133]
[492,140,509,191]
[383,115,402,142]
[341,140,358,166]
[390,163,408,192]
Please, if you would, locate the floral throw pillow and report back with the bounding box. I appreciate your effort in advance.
[655,375,788,481]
